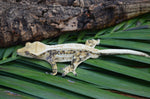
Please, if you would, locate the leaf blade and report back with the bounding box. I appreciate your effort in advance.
[0,64,129,99]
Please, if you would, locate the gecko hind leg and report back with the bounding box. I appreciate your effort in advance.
[85,39,100,48]
[62,52,90,76]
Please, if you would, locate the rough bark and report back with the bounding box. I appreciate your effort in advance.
[0,0,150,47]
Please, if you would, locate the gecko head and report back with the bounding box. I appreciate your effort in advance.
[17,42,35,58]
[17,41,47,58]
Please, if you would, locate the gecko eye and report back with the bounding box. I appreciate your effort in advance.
[25,51,30,55]
[26,42,31,47]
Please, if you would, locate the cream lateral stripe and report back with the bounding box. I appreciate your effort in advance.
[46,43,100,52]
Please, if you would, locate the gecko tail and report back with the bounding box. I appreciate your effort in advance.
[99,49,150,58]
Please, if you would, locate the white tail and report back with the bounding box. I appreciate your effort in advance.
[99,49,150,58]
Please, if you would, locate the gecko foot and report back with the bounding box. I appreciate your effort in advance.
[62,65,72,76]
[72,70,77,76]
[62,65,78,76]
[62,73,67,77]
[50,72,57,76]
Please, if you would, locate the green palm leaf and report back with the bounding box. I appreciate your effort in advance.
[0,13,150,99]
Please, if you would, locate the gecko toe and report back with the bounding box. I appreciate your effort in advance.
[45,72,49,74]
[62,73,66,77]
[74,74,77,77]
[72,71,77,76]
[50,72,57,76]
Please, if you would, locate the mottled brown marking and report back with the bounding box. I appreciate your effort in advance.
[76,51,81,56]
[40,53,45,56]
[78,58,83,62]
[65,51,69,54]
[70,50,75,54]
[52,69,57,73]
[24,51,38,58]
[71,58,76,64]
[59,50,64,54]
[70,57,73,60]
[80,51,86,57]
[54,57,60,61]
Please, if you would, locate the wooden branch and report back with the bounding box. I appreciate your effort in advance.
[0,0,150,47]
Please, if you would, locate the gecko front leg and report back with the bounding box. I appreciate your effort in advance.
[49,61,57,75]
[62,51,90,76]
[46,55,58,75]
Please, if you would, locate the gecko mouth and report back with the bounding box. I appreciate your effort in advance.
[16,50,20,55]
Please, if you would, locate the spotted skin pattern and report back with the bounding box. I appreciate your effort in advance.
[17,39,150,76]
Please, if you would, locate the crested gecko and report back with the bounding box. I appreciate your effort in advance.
[17,39,150,76]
